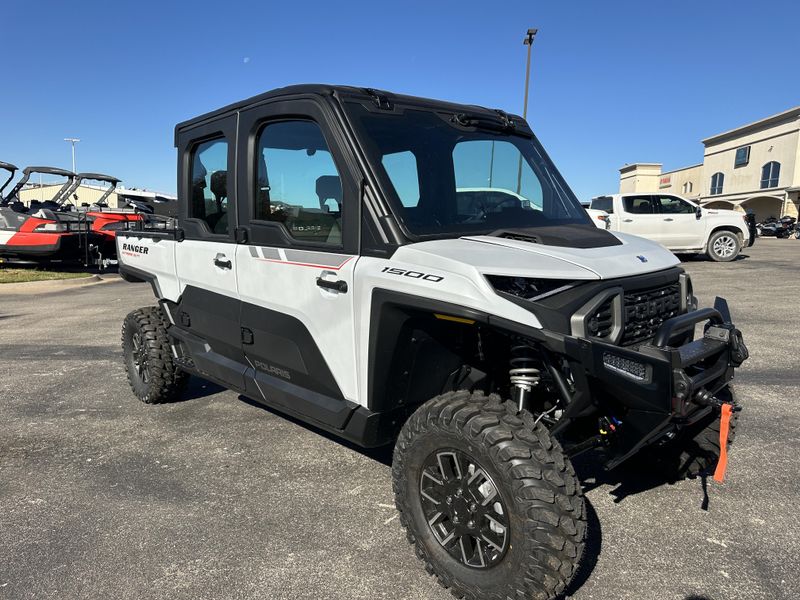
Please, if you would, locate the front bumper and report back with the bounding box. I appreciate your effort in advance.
[553,301,747,468]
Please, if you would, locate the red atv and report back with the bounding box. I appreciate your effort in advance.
[0,165,99,264]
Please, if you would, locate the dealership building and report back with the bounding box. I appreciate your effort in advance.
[619,106,800,221]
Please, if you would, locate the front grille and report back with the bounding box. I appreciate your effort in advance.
[621,283,681,346]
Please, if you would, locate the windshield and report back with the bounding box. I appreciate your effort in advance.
[344,101,590,237]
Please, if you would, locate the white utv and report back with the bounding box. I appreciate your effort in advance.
[118,85,748,600]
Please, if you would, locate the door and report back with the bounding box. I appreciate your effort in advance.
[653,195,705,249]
[618,195,666,244]
[234,99,361,428]
[173,115,246,388]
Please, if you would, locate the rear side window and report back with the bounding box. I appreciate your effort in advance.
[255,120,343,245]
[189,138,230,234]
[623,196,656,214]
[591,196,613,214]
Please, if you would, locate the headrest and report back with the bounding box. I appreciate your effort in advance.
[210,170,227,199]
[316,175,342,202]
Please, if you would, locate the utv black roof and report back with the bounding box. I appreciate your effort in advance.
[76,172,121,184]
[0,160,17,173]
[174,84,528,141]
[2,166,77,205]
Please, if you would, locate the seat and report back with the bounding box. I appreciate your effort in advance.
[206,170,228,234]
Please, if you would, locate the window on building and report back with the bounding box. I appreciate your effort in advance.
[734,146,750,167]
[760,161,780,189]
[255,120,343,245]
[623,196,656,214]
[710,172,724,195]
[189,137,230,235]
[682,181,693,194]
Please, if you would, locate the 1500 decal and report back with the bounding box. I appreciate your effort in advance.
[381,266,444,282]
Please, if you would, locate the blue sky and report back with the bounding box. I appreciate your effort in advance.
[2,0,798,200]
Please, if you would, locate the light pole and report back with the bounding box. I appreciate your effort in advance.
[64,138,80,173]
[522,28,537,119]
[517,28,538,193]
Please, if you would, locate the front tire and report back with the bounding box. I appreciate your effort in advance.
[393,391,586,600]
[707,230,741,262]
[121,306,187,404]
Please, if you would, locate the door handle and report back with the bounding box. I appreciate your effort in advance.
[214,254,232,270]
[623,218,634,223]
[663,218,674,222]
[316,277,348,293]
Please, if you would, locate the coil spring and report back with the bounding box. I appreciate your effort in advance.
[509,345,540,394]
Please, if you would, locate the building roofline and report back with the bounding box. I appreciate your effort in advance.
[702,106,800,146]
[619,162,662,174]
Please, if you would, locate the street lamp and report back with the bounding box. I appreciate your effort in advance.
[522,28,538,119]
[517,28,538,193]
[64,138,80,173]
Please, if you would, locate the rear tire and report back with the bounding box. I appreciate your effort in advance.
[393,391,586,600]
[707,230,741,262]
[122,306,187,404]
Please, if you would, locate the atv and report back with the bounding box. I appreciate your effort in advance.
[116,85,748,600]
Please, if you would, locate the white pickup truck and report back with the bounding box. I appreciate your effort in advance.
[590,193,754,261]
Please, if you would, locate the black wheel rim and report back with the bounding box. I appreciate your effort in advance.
[131,332,150,383]
[419,449,509,569]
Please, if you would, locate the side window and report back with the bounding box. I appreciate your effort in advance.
[255,120,342,245]
[189,138,230,235]
[382,151,420,208]
[657,196,696,214]
[591,196,613,214]
[710,172,724,195]
[623,196,656,214]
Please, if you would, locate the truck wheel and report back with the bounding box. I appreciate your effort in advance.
[121,306,187,404]
[647,385,739,479]
[393,391,585,600]
[707,230,740,262]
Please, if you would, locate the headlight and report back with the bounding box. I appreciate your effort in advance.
[486,275,575,302]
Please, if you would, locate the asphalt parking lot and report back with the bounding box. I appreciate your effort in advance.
[1,239,799,600]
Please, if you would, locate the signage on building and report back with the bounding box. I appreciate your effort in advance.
[659,175,671,188]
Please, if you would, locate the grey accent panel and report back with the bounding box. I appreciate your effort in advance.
[249,246,259,257]
[283,248,351,267]
[258,246,282,260]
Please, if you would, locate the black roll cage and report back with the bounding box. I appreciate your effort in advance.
[64,172,121,207]
[0,161,18,200]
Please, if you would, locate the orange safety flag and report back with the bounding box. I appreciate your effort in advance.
[713,403,733,483]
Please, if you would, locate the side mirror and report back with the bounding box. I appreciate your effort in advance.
[695,207,702,219]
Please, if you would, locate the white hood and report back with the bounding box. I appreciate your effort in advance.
[397,231,679,281]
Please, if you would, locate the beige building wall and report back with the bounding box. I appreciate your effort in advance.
[653,164,703,200]
[619,163,662,193]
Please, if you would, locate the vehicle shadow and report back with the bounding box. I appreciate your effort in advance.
[558,498,602,599]
[235,394,394,466]
[573,452,715,510]
[179,376,229,402]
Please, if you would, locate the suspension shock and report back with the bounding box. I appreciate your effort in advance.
[509,345,540,412]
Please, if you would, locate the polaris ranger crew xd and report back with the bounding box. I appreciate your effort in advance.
[118,85,748,600]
